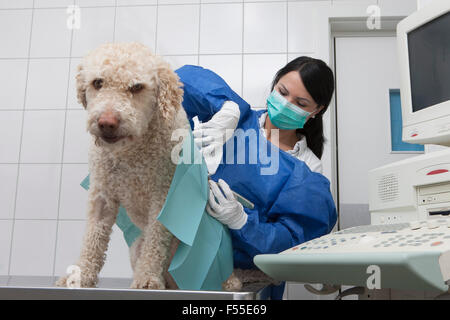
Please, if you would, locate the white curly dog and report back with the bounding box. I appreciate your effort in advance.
[56,42,272,291]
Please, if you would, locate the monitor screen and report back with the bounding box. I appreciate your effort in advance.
[407,11,450,113]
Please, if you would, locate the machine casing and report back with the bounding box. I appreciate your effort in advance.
[369,149,450,225]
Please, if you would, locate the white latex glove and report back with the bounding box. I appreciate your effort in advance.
[193,101,240,175]
[206,179,248,230]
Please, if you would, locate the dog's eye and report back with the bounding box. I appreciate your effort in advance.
[92,79,103,90]
[129,83,144,94]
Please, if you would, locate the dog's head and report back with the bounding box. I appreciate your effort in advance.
[76,42,183,147]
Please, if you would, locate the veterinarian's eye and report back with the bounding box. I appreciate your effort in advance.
[92,79,103,90]
[129,83,144,94]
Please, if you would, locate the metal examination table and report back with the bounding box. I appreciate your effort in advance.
[0,276,272,300]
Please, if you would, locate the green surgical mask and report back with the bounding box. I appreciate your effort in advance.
[266,89,311,130]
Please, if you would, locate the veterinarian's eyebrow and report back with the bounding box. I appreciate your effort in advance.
[279,83,311,105]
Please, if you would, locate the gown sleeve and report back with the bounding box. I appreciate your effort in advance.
[229,169,338,269]
[175,64,251,128]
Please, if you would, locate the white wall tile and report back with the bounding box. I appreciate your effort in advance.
[379,0,417,16]
[0,10,32,58]
[0,165,18,220]
[0,0,33,9]
[71,7,115,57]
[330,0,377,17]
[75,0,116,6]
[117,0,157,5]
[25,59,70,109]
[59,164,89,220]
[20,110,66,163]
[159,0,199,4]
[30,8,73,58]
[67,58,83,109]
[63,110,90,163]
[162,55,198,71]
[114,6,157,52]
[9,220,57,276]
[288,1,328,53]
[243,2,287,54]
[288,52,318,63]
[100,224,133,278]
[0,60,28,110]
[199,3,243,54]
[199,55,242,96]
[244,0,284,2]
[0,221,13,275]
[34,0,75,8]
[53,220,85,277]
[15,164,61,220]
[242,54,286,108]
[201,0,239,3]
[331,0,376,5]
[156,5,200,55]
[417,0,435,9]
[0,111,23,163]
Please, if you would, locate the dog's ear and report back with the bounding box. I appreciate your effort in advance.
[156,60,184,122]
[76,63,87,109]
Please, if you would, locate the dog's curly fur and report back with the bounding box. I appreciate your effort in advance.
[55,42,274,291]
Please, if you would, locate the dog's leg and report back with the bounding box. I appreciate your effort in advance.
[130,234,179,289]
[129,235,144,273]
[130,218,173,290]
[56,195,118,288]
[164,237,180,289]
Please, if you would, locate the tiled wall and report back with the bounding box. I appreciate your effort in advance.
[0,0,417,298]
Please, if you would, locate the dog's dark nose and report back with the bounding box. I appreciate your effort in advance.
[98,111,120,135]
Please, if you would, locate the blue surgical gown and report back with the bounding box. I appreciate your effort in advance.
[175,65,337,299]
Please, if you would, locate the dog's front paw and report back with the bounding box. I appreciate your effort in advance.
[131,273,166,290]
[55,274,97,288]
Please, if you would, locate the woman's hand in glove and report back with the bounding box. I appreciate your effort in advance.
[193,100,240,175]
[206,179,248,230]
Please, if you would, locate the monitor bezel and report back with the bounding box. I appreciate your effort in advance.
[397,1,450,128]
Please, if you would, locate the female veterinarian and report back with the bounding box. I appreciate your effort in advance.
[175,57,337,300]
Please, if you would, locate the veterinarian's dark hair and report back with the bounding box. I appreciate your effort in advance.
[270,56,335,159]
